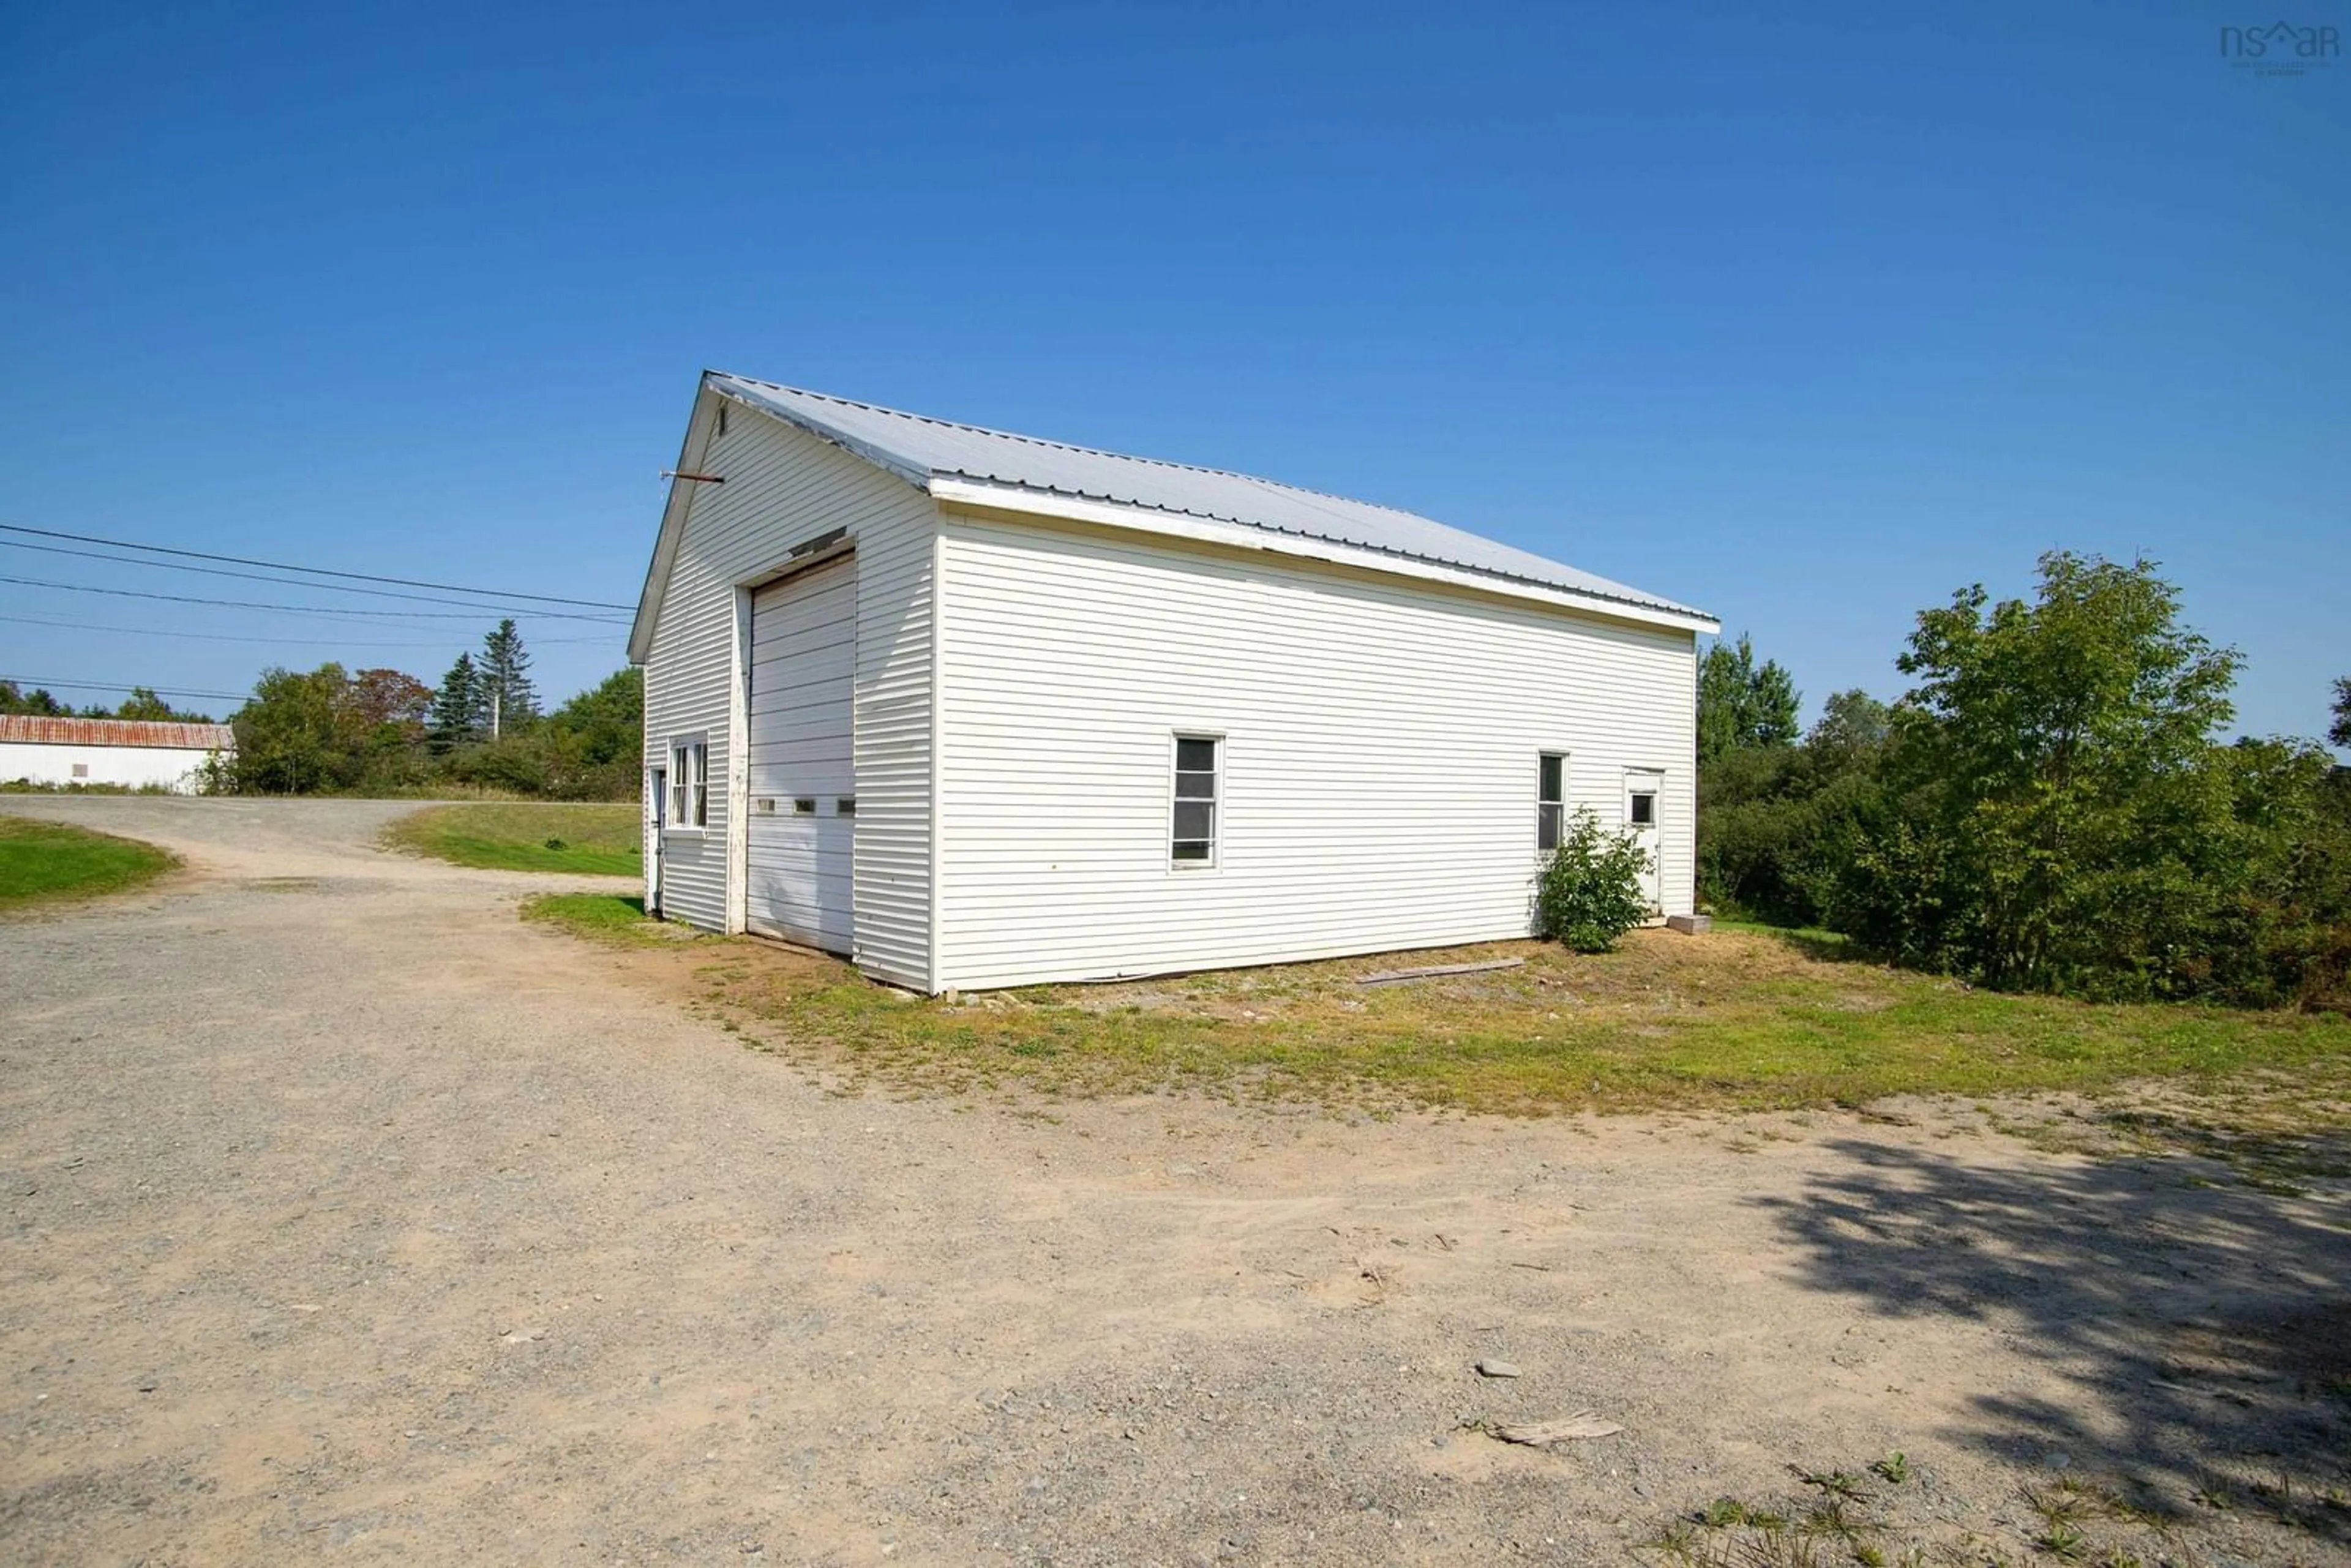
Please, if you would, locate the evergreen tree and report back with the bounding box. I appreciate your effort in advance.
[478,620,538,737]
[429,652,487,751]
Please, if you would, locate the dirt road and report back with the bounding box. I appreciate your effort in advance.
[2,797,2344,1565]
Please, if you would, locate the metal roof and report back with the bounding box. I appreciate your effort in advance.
[0,716,234,749]
[705,373,1711,623]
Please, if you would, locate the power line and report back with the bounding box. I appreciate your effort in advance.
[2,675,246,702]
[0,612,621,647]
[0,521,635,609]
[0,538,632,620]
[0,574,628,623]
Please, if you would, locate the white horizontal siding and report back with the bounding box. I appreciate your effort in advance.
[639,396,935,986]
[0,743,220,793]
[934,514,1697,990]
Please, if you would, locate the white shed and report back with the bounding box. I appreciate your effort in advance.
[0,716,232,793]
[629,372,1719,993]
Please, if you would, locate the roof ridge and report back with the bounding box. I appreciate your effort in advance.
[700,371,1712,624]
[711,372,1436,519]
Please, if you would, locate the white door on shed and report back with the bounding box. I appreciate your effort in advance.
[747,555,855,951]
[1623,768,1664,915]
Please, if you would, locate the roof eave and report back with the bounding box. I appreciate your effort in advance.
[627,376,729,664]
[705,374,932,489]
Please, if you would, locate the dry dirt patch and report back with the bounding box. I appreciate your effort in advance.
[1,797,2345,1565]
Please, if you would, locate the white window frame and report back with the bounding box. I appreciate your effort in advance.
[1537,750,1567,853]
[667,734,709,832]
[1624,769,1661,829]
[1170,732,1221,870]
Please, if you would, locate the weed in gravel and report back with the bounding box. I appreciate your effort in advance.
[1641,1460,2281,1568]
[1793,1467,1872,1504]
[2034,1517,2088,1559]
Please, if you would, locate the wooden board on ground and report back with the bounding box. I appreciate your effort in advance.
[1355,958,1526,986]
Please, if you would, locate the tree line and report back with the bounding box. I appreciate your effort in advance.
[0,681,216,722]
[212,619,641,800]
[1698,551,2350,1008]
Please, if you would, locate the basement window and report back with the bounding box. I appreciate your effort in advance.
[668,737,708,829]
[1172,735,1218,866]
[1537,752,1565,852]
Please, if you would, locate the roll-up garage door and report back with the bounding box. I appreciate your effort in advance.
[746,555,854,951]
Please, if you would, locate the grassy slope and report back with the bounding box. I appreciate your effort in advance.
[523,894,2351,1120]
[0,817,178,909]
[386,803,642,876]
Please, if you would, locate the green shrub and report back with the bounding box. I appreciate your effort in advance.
[1535,808,1652,952]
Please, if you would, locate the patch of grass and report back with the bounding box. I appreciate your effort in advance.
[384,803,640,875]
[525,899,2351,1127]
[0,816,176,909]
[522,892,676,946]
[695,927,2351,1120]
[0,779,179,795]
[1714,918,1861,962]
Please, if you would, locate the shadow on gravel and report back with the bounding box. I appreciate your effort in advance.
[1756,1139,2351,1541]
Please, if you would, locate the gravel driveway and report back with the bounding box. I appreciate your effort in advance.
[2,797,2344,1566]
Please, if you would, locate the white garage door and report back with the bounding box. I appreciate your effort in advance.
[746,555,855,952]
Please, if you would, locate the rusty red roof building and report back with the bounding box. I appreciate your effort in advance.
[0,716,235,749]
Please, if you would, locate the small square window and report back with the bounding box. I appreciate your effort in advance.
[72,762,89,779]
[836,797,856,817]
[1629,791,1656,827]
[793,797,816,816]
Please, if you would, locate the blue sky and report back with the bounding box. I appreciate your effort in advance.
[1,1,2343,742]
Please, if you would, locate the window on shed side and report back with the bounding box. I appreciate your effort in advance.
[669,739,708,828]
[1628,786,1657,826]
[1537,752,1565,852]
[1172,735,1219,865]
